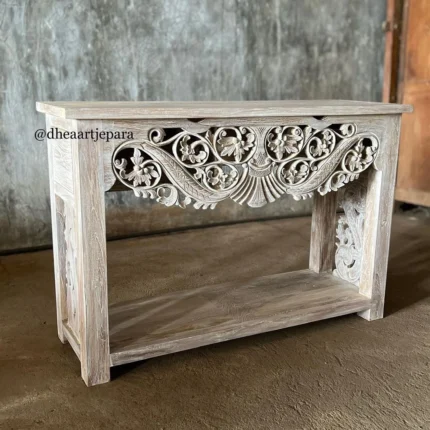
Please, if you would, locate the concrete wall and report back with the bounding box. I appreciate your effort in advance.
[0,0,386,252]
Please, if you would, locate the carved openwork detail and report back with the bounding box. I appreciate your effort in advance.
[112,123,379,209]
[333,179,367,285]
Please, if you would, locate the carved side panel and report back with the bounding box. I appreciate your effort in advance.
[333,177,367,285]
[111,122,379,209]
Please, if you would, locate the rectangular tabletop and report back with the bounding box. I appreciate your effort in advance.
[36,100,412,119]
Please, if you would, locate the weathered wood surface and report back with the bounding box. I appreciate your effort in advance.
[46,115,68,343]
[109,269,371,366]
[71,120,110,386]
[36,100,412,119]
[396,188,430,207]
[328,115,402,320]
[395,0,430,207]
[48,117,111,386]
[41,106,408,384]
[359,116,402,320]
[382,0,404,103]
[309,192,337,273]
[62,322,81,360]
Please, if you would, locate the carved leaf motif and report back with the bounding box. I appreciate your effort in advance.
[285,164,310,184]
[112,123,379,209]
[179,136,207,164]
[123,149,160,187]
[130,148,144,167]
[219,133,255,162]
[207,167,238,190]
[345,141,376,172]
[309,140,325,157]
[268,127,303,160]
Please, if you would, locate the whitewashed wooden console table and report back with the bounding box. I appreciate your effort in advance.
[37,101,411,386]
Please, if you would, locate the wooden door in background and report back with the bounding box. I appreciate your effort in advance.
[393,0,430,206]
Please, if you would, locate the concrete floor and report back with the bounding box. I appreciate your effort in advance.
[1,214,429,429]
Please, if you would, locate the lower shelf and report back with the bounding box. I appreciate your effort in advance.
[109,269,371,366]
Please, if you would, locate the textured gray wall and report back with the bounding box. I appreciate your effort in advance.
[0,0,386,252]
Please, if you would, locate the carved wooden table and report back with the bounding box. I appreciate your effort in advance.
[37,101,411,386]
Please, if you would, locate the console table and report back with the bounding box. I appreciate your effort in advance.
[37,101,412,386]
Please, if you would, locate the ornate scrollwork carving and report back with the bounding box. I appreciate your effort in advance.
[112,123,379,209]
[333,179,367,285]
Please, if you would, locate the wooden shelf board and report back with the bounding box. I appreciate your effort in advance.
[109,269,371,366]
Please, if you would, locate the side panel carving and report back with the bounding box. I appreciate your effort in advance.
[333,178,367,285]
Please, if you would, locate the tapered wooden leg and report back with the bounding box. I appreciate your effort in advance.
[358,116,401,320]
[309,192,338,273]
[72,121,110,386]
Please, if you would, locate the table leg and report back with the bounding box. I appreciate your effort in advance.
[358,116,401,320]
[48,117,110,386]
[71,120,110,385]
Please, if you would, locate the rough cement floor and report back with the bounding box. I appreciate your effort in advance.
[0,214,429,430]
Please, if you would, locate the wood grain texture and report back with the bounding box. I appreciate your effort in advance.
[309,192,338,273]
[396,83,430,204]
[46,117,77,201]
[395,0,430,206]
[359,115,401,320]
[71,120,110,386]
[395,187,430,207]
[36,100,412,119]
[63,322,81,360]
[63,200,80,338]
[382,0,404,103]
[46,115,68,343]
[51,139,74,199]
[109,269,371,366]
[46,116,82,345]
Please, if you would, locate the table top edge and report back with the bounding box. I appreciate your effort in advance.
[36,100,413,119]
